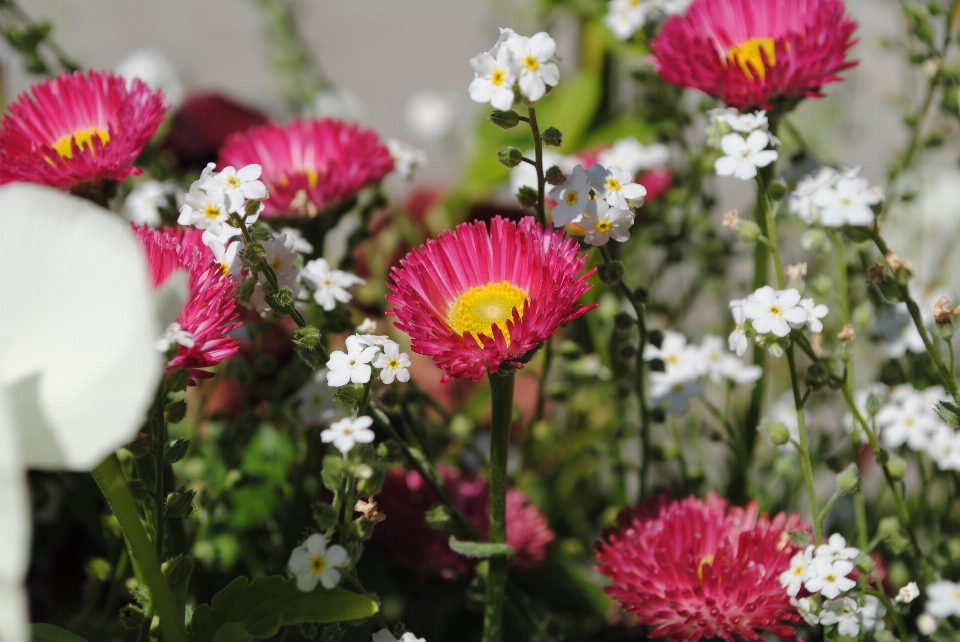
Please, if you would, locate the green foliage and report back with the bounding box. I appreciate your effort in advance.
[188,576,378,642]
[447,537,515,559]
[30,624,90,642]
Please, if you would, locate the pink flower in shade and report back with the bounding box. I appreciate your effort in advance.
[370,467,554,580]
[386,216,598,383]
[0,70,167,190]
[650,0,858,111]
[134,226,241,383]
[596,493,807,642]
[638,168,674,202]
[218,118,393,218]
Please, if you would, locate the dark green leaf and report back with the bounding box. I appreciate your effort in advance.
[448,537,514,559]
[30,624,90,642]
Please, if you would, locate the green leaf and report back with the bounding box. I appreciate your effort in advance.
[30,624,90,642]
[512,556,611,617]
[187,576,379,642]
[448,536,515,559]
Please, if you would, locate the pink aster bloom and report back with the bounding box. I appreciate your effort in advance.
[650,0,858,111]
[0,70,166,190]
[386,216,598,382]
[135,226,241,383]
[596,493,807,642]
[218,118,393,217]
[370,467,554,579]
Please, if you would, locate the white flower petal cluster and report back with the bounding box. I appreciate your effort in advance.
[290,369,336,425]
[288,533,349,591]
[698,335,763,385]
[579,200,634,246]
[321,416,375,454]
[178,163,268,234]
[926,580,960,618]
[603,0,690,41]
[788,166,884,227]
[405,89,454,141]
[468,28,560,109]
[123,179,179,227]
[326,335,412,388]
[714,130,778,180]
[115,48,185,109]
[387,138,428,180]
[707,109,779,149]
[730,287,828,356]
[549,165,591,226]
[819,595,885,637]
[586,163,647,209]
[874,384,958,469]
[300,258,365,311]
[597,137,670,175]
[155,322,195,352]
[249,232,301,314]
[549,162,647,230]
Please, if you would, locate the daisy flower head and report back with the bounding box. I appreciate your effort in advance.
[219,118,393,218]
[578,199,634,246]
[134,226,241,383]
[714,131,778,180]
[386,216,597,382]
[650,0,859,111]
[287,533,349,591]
[0,70,167,192]
[321,416,375,454]
[596,493,806,642]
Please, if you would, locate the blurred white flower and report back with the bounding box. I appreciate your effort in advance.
[278,227,313,255]
[321,416,375,454]
[819,597,861,636]
[291,370,336,425]
[300,258,365,311]
[155,322,195,352]
[288,533,348,591]
[124,179,179,227]
[597,138,669,174]
[115,48,184,109]
[714,131,777,180]
[813,174,883,227]
[896,581,920,603]
[387,138,428,181]
[405,89,455,140]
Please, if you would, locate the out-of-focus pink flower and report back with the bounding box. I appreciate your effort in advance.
[135,226,240,383]
[650,0,858,111]
[371,467,554,579]
[386,216,597,383]
[0,70,166,190]
[638,167,673,202]
[596,493,806,642]
[218,118,393,218]
[162,93,268,170]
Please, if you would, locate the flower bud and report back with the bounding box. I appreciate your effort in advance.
[648,329,664,349]
[650,407,666,423]
[648,358,666,373]
[767,343,785,359]
[633,286,650,304]
[293,326,321,350]
[498,146,524,168]
[161,554,193,586]
[542,126,563,147]
[119,605,144,630]
[517,186,538,208]
[165,368,190,393]
[545,165,565,185]
[619,344,636,359]
[789,530,812,548]
[244,198,262,218]
[806,363,830,390]
[767,179,788,201]
[614,312,636,329]
[321,455,345,491]
[733,220,761,243]
[878,515,901,538]
[164,401,187,425]
[917,612,938,636]
[123,432,152,458]
[426,504,452,528]
[853,551,875,575]
[240,242,266,269]
[273,286,295,308]
[127,479,151,501]
[597,260,625,284]
[350,516,376,540]
[165,486,196,518]
[488,110,520,129]
[836,463,860,493]
[163,437,189,464]
[760,419,791,446]
[886,453,908,480]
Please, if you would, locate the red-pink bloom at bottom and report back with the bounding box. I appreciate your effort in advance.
[596,493,806,642]
[371,467,554,579]
[134,226,240,382]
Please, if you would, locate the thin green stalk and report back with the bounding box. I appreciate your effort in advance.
[483,369,516,642]
[533,337,553,425]
[526,105,547,227]
[151,385,168,562]
[92,454,185,642]
[831,232,851,322]
[786,345,822,543]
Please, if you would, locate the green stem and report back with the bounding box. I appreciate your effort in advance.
[526,105,547,227]
[785,345,822,543]
[92,454,185,642]
[831,232,851,322]
[483,369,516,642]
[151,385,168,562]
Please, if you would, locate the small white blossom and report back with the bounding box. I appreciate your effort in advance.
[505,32,560,102]
[603,0,651,40]
[727,110,769,133]
[124,180,178,227]
[586,164,647,209]
[579,200,634,246]
[926,580,960,618]
[742,286,807,338]
[876,388,941,451]
[300,258,365,311]
[728,300,749,357]
[373,343,412,384]
[859,595,886,632]
[291,370,336,425]
[819,597,861,637]
[804,557,856,599]
[645,330,703,379]
[178,185,230,232]
[814,533,858,562]
[155,322,194,352]
[115,48,184,109]
[279,227,314,255]
[597,138,669,174]
[326,336,380,387]
[714,131,778,180]
[356,318,379,334]
[321,416,376,454]
[698,335,761,385]
[789,167,839,223]
[549,165,590,226]
[926,424,960,471]
[200,164,268,214]
[405,89,454,140]
[813,174,884,227]
[250,233,300,313]
[468,46,517,111]
[780,546,813,597]
[387,138,428,180]
[649,373,703,415]
[896,581,920,603]
[917,612,938,635]
[356,334,397,349]
[288,533,348,591]
[799,298,829,333]
[790,597,819,626]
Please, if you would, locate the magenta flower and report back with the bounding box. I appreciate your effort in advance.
[596,493,807,642]
[0,70,166,190]
[650,0,858,111]
[386,216,597,382]
[218,118,393,217]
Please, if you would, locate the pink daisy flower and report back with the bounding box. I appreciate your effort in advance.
[596,493,807,642]
[135,226,241,383]
[218,118,393,218]
[0,70,167,191]
[386,216,598,383]
[650,0,858,111]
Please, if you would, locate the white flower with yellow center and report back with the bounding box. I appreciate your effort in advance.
[200,164,268,214]
[373,342,412,384]
[813,174,883,227]
[300,258,365,312]
[603,0,651,40]
[288,533,349,591]
[386,138,427,181]
[123,179,178,227]
[726,110,769,133]
[469,46,517,112]
[742,286,807,338]
[714,131,778,181]
[291,370,336,425]
[926,580,960,618]
[586,164,648,209]
[728,299,749,356]
[155,322,195,353]
[876,391,940,451]
[779,546,813,597]
[321,416,375,454]
[649,372,703,415]
[804,557,856,599]
[504,31,560,102]
[579,199,633,246]
[645,330,702,379]
[178,185,230,233]
[326,336,380,387]
[819,597,861,637]
[249,233,300,313]
[790,597,819,626]
[548,165,590,226]
[698,335,761,385]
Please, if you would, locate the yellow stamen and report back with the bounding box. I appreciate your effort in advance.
[448,281,528,345]
[565,191,579,206]
[491,69,506,86]
[726,37,777,81]
[309,555,326,573]
[52,127,110,159]
[225,175,242,189]
[388,358,400,369]
[697,555,715,582]
[524,55,540,71]
[595,219,612,233]
[204,204,222,219]
[605,178,621,191]
[768,305,783,316]
[271,258,283,272]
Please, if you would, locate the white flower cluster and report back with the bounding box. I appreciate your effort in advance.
[124,179,180,227]
[299,258,365,311]
[926,580,960,621]
[876,289,944,359]
[386,138,427,181]
[287,533,348,592]
[780,534,886,636]
[603,0,690,41]
[321,416,375,454]
[644,331,761,415]
[707,109,779,181]
[469,28,560,110]
[547,163,646,243]
[789,166,884,227]
[872,384,960,471]
[729,287,828,357]
[326,334,412,388]
[178,162,268,234]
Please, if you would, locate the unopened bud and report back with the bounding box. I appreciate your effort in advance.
[123,432,152,458]
[517,186,538,208]
[878,516,901,538]
[542,126,563,147]
[165,368,190,393]
[164,401,187,425]
[293,326,321,350]
[760,419,791,446]
[498,146,524,168]
[119,605,144,629]
[767,179,788,201]
[648,358,666,373]
[789,530,812,548]
[597,260,624,284]
[619,344,636,359]
[733,220,761,243]
[886,453,908,480]
[614,312,636,329]
[163,438,189,464]
[650,407,666,423]
[917,612,938,636]
[633,286,650,304]
[240,242,266,269]
[165,486,196,518]
[161,554,193,586]
[648,329,664,349]
[489,110,520,129]
[853,551,875,575]
[836,463,860,493]
[545,165,565,185]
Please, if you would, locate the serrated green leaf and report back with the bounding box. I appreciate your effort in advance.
[448,536,515,559]
[187,576,379,642]
[30,624,90,642]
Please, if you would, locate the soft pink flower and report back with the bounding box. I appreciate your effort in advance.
[596,493,806,642]
[218,118,393,217]
[135,226,241,383]
[386,216,597,382]
[650,0,858,111]
[0,70,166,190]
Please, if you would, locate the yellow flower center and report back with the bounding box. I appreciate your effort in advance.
[225,175,242,189]
[204,204,222,219]
[595,219,612,233]
[492,69,506,86]
[448,281,528,345]
[388,358,400,369]
[220,262,231,276]
[606,178,621,191]
[768,304,783,317]
[271,258,283,272]
[726,37,777,81]
[310,555,326,573]
[278,169,319,189]
[524,55,540,71]
[53,127,111,159]
[793,565,805,577]
[697,555,715,582]
[565,191,579,206]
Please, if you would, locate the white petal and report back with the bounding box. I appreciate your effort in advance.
[324,545,348,568]
[0,387,28,642]
[714,156,739,177]
[0,185,164,470]
[518,73,546,102]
